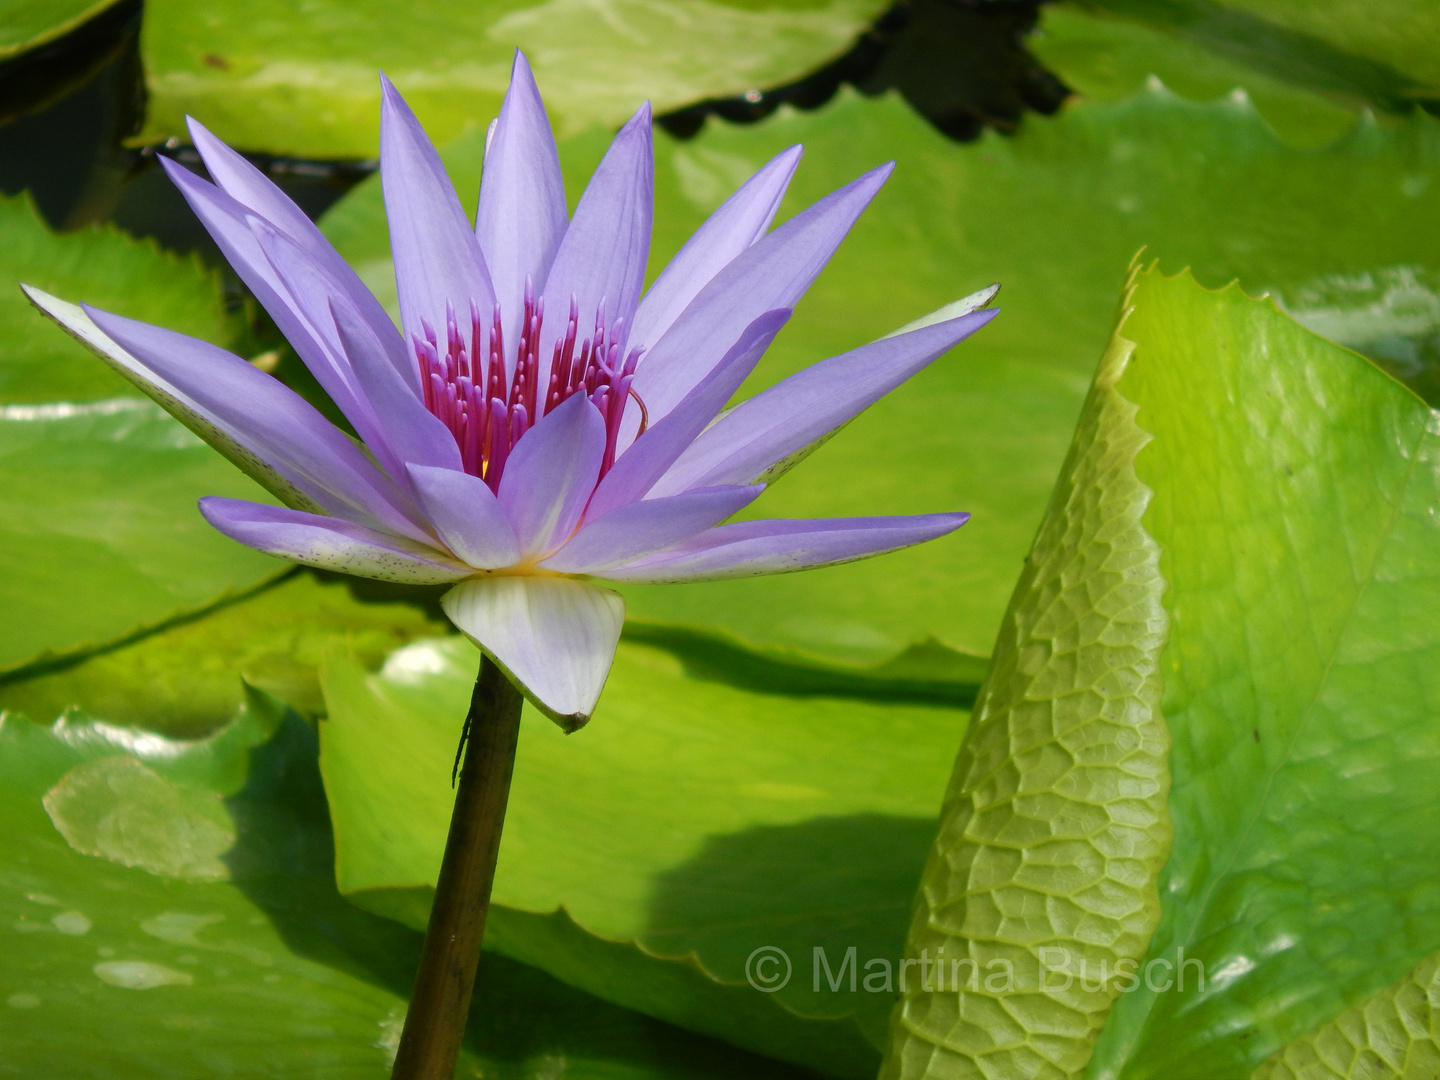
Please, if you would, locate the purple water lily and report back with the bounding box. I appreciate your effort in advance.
[25,53,995,729]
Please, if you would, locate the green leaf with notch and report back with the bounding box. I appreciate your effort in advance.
[0,571,449,739]
[1076,0,1440,113]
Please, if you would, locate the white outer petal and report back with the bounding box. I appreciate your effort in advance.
[440,576,624,729]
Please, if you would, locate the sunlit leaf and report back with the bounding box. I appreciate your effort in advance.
[1083,270,1440,1079]
[137,0,886,158]
[883,264,1174,1079]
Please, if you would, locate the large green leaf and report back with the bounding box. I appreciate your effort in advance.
[327,85,1440,668]
[881,267,1440,1080]
[0,194,243,403]
[0,396,282,675]
[1079,273,1440,1077]
[319,634,971,1077]
[136,0,885,158]
[0,686,815,1078]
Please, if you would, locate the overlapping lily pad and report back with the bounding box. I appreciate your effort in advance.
[136,0,886,158]
[1079,0,1440,112]
[319,634,971,1077]
[1033,4,1360,147]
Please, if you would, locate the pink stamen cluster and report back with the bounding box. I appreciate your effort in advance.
[415,279,647,491]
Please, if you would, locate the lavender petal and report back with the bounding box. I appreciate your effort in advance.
[407,464,522,570]
[200,497,469,583]
[597,513,969,583]
[584,308,789,520]
[27,288,428,541]
[630,144,801,350]
[160,158,375,423]
[476,50,568,344]
[538,103,652,366]
[327,297,464,480]
[496,392,606,558]
[186,118,414,390]
[625,163,892,445]
[380,74,496,349]
[651,307,998,497]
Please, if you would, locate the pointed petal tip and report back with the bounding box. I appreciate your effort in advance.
[619,100,653,133]
[378,71,406,108]
[156,153,198,186]
[184,114,221,149]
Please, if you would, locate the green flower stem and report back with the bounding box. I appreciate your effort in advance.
[391,655,523,1080]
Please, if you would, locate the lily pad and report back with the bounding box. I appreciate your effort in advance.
[0,396,283,675]
[0,193,243,403]
[883,267,1440,1079]
[0,687,819,1078]
[319,634,971,1077]
[136,0,887,158]
[882,259,1174,1080]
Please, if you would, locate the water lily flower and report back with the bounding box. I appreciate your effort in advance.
[25,53,996,730]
